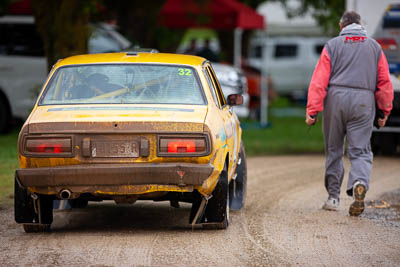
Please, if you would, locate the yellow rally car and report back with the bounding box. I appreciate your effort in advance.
[15,52,247,232]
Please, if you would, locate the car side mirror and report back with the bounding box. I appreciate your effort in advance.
[227,94,243,106]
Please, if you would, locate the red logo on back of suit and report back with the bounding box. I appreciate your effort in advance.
[345,36,367,43]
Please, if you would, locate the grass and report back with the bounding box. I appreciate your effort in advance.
[242,98,324,155]
[0,129,19,206]
[242,115,325,155]
[0,108,325,204]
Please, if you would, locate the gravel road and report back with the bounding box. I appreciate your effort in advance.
[0,155,399,266]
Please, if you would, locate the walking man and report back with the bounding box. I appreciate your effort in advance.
[305,11,394,216]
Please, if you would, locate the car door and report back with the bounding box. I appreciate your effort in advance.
[205,64,239,178]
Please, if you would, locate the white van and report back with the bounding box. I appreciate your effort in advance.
[247,36,328,100]
[0,15,132,132]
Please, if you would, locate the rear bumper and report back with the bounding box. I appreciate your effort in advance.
[17,163,214,190]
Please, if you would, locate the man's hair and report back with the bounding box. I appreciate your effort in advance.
[340,11,361,27]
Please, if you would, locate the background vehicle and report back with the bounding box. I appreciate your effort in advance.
[371,74,400,154]
[373,3,400,75]
[247,36,328,100]
[212,62,250,118]
[369,4,400,154]
[0,15,132,132]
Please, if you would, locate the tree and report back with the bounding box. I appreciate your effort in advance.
[31,0,97,71]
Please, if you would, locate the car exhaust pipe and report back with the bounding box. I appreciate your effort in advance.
[59,189,72,200]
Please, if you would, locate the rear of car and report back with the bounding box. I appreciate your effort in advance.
[18,62,212,193]
[15,52,247,232]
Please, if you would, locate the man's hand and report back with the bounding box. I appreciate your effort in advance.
[378,115,388,128]
[305,114,318,126]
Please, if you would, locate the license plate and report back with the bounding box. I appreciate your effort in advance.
[91,140,139,158]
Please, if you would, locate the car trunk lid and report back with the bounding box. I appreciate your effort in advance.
[27,104,208,134]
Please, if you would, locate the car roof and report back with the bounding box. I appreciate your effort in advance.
[55,52,207,68]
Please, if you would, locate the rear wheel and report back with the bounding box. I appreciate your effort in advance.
[203,163,229,229]
[229,143,247,210]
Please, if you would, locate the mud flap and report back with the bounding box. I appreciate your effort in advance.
[14,174,35,223]
[14,173,54,226]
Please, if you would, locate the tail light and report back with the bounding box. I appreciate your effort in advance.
[167,140,196,153]
[158,136,209,156]
[376,38,398,50]
[25,138,72,156]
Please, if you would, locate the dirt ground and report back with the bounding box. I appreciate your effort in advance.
[0,155,399,266]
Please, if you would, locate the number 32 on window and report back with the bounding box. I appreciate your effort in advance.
[178,68,192,76]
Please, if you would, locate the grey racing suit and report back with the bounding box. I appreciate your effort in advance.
[306,23,393,199]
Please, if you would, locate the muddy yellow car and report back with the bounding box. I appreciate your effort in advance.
[15,52,247,232]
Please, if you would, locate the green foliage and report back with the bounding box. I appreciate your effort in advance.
[268,97,293,108]
[0,130,18,206]
[242,113,325,155]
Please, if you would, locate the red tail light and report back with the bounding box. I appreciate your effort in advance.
[25,138,72,155]
[376,38,398,50]
[159,136,208,156]
[168,140,196,153]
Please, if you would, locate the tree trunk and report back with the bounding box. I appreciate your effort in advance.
[31,0,91,72]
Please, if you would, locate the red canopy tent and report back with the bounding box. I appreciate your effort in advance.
[7,0,32,15]
[160,0,265,67]
[160,0,264,30]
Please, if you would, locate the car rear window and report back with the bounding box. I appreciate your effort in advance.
[40,64,205,105]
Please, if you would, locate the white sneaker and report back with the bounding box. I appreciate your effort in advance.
[322,198,340,211]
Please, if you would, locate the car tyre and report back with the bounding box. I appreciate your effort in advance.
[203,163,229,229]
[229,143,247,210]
